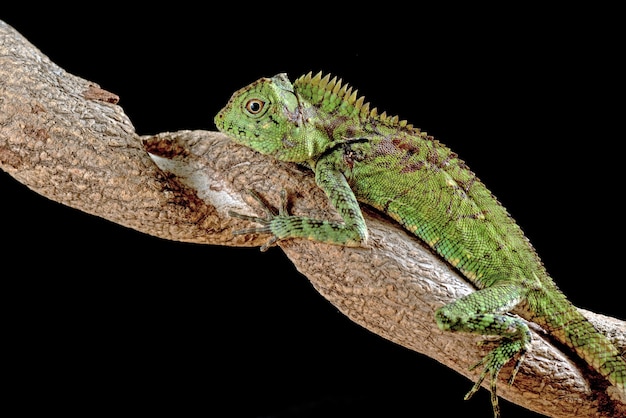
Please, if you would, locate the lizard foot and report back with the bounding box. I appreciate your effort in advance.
[464,338,528,418]
[229,189,289,252]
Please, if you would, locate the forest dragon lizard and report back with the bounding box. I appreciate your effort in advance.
[214,71,626,417]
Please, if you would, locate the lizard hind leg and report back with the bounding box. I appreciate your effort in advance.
[435,283,531,418]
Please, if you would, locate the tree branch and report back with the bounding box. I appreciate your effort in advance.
[1,20,623,418]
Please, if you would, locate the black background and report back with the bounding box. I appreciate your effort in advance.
[2,6,624,417]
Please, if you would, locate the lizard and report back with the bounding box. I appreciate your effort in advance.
[214,71,626,417]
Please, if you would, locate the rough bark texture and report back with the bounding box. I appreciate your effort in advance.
[1,20,624,418]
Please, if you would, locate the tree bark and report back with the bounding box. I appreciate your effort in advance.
[1,20,624,418]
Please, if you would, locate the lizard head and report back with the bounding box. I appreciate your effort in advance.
[215,73,317,162]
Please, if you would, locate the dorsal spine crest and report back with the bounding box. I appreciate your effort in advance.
[294,71,418,133]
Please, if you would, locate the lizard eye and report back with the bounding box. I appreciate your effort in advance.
[244,99,266,116]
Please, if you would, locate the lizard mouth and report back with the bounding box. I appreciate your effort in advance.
[213,110,226,131]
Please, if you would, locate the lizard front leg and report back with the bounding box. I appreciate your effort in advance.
[435,282,531,418]
[230,157,368,250]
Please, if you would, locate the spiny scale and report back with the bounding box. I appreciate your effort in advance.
[295,71,417,131]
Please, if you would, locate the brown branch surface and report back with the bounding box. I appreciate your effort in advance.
[1,20,624,418]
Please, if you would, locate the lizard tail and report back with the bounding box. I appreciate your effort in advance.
[551,308,625,392]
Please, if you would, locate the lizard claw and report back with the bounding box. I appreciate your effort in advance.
[464,360,501,418]
[229,189,289,251]
[464,337,528,418]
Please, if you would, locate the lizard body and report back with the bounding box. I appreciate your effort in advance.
[214,71,625,417]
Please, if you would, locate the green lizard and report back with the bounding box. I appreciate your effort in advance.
[214,71,626,417]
